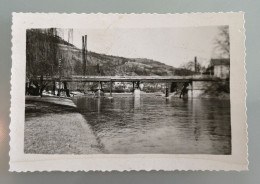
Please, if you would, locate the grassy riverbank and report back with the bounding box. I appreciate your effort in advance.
[24,96,102,154]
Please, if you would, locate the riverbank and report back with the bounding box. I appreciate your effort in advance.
[24,96,102,154]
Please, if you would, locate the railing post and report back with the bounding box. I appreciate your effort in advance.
[110,80,112,97]
[96,81,101,98]
[58,80,61,98]
[58,58,62,98]
[165,83,169,97]
[136,81,140,89]
[191,81,193,98]
[52,80,56,95]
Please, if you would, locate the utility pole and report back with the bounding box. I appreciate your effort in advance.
[82,35,87,76]
[58,58,62,98]
[68,29,73,44]
[194,56,197,73]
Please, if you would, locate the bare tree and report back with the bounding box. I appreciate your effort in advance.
[214,26,230,58]
[181,61,203,73]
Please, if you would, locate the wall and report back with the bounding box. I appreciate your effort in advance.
[187,81,211,98]
[214,65,230,78]
[187,81,229,98]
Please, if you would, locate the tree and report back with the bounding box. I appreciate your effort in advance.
[180,61,203,73]
[26,29,59,96]
[214,26,230,58]
[73,59,83,75]
[181,61,194,71]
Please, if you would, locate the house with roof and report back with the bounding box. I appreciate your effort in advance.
[210,58,230,79]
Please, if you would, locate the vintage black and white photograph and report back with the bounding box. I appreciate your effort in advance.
[10,13,247,171]
[24,25,231,155]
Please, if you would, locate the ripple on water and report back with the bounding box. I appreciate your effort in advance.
[73,96,231,154]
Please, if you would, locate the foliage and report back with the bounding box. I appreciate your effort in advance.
[179,60,206,75]
[26,29,62,95]
[214,26,230,58]
[26,29,61,77]
[204,81,230,95]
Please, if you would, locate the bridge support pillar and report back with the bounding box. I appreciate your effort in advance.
[188,81,212,98]
[170,82,177,93]
[52,80,56,95]
[133,81,141,98]
[136,81,140,88]
[96,81,103,98]
[109,80,113,98]
[58,80,61,98]
[165,83,169,97]
[134,88,141,98]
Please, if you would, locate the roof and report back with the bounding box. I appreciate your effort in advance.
[211,58,230,66]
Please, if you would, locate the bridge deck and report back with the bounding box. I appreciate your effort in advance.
[30,75,223,82]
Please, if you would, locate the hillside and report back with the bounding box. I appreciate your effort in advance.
[26,29,193,78]
[58,44,179,77]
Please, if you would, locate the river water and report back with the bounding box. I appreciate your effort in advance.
[73,94,231,154]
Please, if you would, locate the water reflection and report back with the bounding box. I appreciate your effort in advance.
[73,95,231,154]
[97,98,101,114]
[134,96,141,109]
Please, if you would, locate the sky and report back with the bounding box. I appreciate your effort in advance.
[65,26,224,68]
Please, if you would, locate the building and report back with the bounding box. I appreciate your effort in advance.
[211,58,230,79]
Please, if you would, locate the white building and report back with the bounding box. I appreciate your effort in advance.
[211,59,230,79]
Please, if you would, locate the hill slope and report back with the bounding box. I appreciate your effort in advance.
[26,29,192,77]
[58,44,178,76]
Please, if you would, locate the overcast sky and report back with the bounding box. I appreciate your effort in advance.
[68,26,223,68]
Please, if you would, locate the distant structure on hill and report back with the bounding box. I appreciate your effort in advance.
[211,58,230,79]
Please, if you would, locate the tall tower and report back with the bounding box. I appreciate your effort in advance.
[194,56,197,72]
[82,35,87,76]
[67,29,73,44]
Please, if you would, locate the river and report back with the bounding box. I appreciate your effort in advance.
[73,94,231,154]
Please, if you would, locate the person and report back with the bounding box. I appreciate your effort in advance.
[179,82,189,98]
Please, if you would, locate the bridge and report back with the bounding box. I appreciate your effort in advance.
[29,75,226,98]
[31,75,221,82]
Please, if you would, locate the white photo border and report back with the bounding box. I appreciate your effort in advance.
[10,12,248,172]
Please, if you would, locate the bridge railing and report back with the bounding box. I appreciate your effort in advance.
[28,75,224,82]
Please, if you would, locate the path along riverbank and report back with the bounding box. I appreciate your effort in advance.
[24,96,102,154]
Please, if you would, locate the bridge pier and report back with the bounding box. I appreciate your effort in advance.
[95,81,103,98]
[63,81,70,97]
[133,81,141,98]
[109,80,113,98]
[170,82,177,93]
[134,88,141,98]
[188,81,212,98]
[52,80,56,95]
[165,83,169,97]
